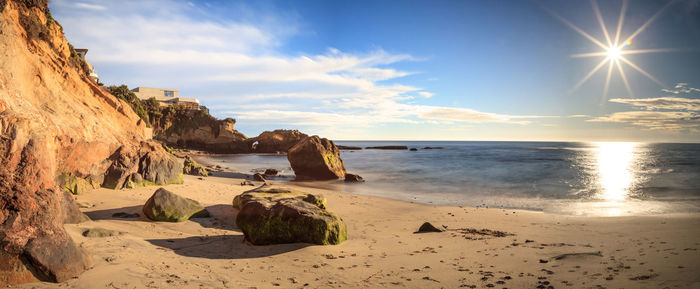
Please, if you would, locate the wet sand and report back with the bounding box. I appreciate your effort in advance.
[13,173,700,289]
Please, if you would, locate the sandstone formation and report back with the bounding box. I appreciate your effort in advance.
[233,185,347,245]
[287,136,346,180]
[0,0,172,285]
[250,129,308,153]
[183,156,208,176]
[143,188,209,222]
[157,117,250,153]
[102,141,184,189]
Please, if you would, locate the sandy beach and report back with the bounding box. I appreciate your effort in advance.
[10,172,700,289]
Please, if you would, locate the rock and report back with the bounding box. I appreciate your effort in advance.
[287,136,346,180]
[60,190,90,224]
[82,228,118,238]
[423,147,446,149]
[344,173,364,183]
[158,115,251,154]
[250,129,308,153]
[264,168,279,176]
[241,180,255,186]
[102,141,184,189]
[337,145,362,150]
[417,222,444,233]
[233,185,346,245]
[112,212,139,218]
[365,146,408,150]
[409,148,418,151]
[131,173,143,183]
[183,156,208,176]
[253,173,266,182]
[142,188,210,222]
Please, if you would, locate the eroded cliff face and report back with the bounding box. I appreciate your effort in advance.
[157,117,251,153]
[0,0,162,285]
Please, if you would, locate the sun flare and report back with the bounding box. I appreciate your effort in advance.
[606,46,622,60]
[545,0,676,97]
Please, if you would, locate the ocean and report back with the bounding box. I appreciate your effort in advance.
[202,141,700,216]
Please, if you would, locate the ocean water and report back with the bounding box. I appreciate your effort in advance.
[203,141,700,216]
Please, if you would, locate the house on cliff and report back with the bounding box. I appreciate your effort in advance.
[131,86,200,110]
[75,48,99,83]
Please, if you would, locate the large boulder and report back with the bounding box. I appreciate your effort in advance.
[287,136,346,180]
[250,129,308,153]
[143,188,209,222]
[233,185,347,245]
[102,141,183,189]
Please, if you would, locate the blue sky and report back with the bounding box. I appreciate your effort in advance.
[49,0,700,141]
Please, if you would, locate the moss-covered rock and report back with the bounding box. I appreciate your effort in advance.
[143,188,209,222]
[183,156,208,176]
[233,185,345,245]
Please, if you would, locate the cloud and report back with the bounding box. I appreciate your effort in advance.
[609,97,700,111]
[661,83,700,95]
[590,83,700,130]
[73,2,106,11]
[588,111,700,130]
[50,0,548,134]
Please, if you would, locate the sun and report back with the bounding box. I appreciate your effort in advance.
[543,0,676,97]
[606,46,622,60]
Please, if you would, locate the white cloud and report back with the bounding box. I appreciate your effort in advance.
[418,91,434,98]
[73,2,106,11]
[590,84,700,130]
[588,111,700,130]
[51,0,548,134]
[609,97,700,111]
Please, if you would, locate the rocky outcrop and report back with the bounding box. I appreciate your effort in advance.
[365,146,408,150]
[344,173,364,183]
[233,185,347,245]
[158,116,251,153]
[250,129,308,153]
[142,188,209,222]
[0,0,163,285]
[287,136,346,180]
[264,168,278,176]
[337,145,362,150]
[253,173,266,182]
[183,156,208,176]
[102,141,183,189]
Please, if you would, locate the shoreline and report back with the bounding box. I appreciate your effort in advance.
[191,153,700,217]
[13,173,700,288]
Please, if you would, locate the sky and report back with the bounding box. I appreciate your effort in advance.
[49,0,700,142]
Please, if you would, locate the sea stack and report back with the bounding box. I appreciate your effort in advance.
[287,136,346,180]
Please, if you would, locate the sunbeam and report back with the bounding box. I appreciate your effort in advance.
[615,60,634,96]
[546,0,675,97]
[591,0,613,46]
[619,56,666,87]
[571,58,609,93]
[603,61,614,99]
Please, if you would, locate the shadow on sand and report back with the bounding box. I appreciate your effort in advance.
[84,203,242,232]
[145,235,311,259]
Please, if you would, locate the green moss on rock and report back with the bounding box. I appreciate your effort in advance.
[143,188,209,222]
[233,185,346,245]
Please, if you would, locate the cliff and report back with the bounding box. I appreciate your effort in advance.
[0,0,177,285]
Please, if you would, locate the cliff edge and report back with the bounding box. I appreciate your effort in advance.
[0,0,167,285]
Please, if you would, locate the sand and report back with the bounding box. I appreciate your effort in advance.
[11,173,700,289]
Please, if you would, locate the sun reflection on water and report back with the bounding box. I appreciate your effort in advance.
[595,142,638,201]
